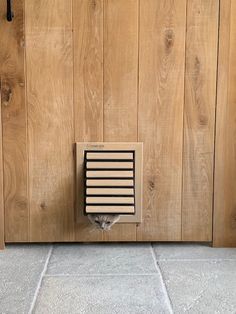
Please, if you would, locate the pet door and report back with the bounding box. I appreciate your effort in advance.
[76,143,143,223]
[84,150,135,215]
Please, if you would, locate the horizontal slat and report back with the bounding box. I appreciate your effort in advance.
[86,152,133,160]
[86,197,134,204]
[86,179,134,187]
[86,170,133,178]
[86,161,133,169]
[85,206,135,214]
[86,188,134,195]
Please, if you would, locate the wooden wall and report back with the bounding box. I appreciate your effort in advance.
[0,0,235,246]
[0,0,28,244]
[0,84,4,249]
[182,0,219,241]
[214,0,236,247]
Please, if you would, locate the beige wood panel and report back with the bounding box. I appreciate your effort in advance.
[214,0,236,247]
[87,179,134,186]
[182,0,219,241]
[25,0,74,241]
[86,197,134,204]
[0,88,4,249]
[74,0,103,142]
[86,206,135,214]
[87,152,133,159]
[73,0,104,241]
[87,161,133,169]
[103,224,136,242]
[137,0,186,241]
[104,0,138,142]
[103,0,138,241]
[0,0,29,242]
[87,170,133,178]
[87,188,134,195]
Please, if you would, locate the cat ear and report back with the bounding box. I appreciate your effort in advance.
[114,215,120,222]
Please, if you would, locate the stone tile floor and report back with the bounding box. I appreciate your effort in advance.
[0,243,236,313]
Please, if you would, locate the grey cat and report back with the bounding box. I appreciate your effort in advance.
[88,214,120,231]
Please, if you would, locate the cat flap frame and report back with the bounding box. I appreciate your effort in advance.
[76,142,143,223]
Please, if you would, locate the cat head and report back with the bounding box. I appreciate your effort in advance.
[88,214,120,231]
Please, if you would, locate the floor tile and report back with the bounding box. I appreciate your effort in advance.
[47,243,157,275]
[153,243,236,260]
[34,275,170,314]
[0,244,51,314]
[159,260,236,314]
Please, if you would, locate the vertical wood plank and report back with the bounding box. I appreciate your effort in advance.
[214,0,236,247]
[74,0,103,142]
[25,0,74,241]
[182,0,219,241]
[137,0,186,241]
[0,0,29,242]
[103,0,138,241]
[0,88,4,249]
[104,0,138,142]
[73,0,104,241]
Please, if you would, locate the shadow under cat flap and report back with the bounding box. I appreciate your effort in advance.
[76,143,143,224]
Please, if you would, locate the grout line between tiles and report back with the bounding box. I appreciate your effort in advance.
[44,273,159,277]
[156,258,236,262]
[28,245,53,314]
[150,244,174,314]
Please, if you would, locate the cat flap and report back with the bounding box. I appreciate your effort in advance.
[84,150,135,215]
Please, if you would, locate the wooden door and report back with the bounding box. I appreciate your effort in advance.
[0,85,4,249]
[0,0,227,245]
[182,0,219,241]
[137,0,186,241]
[0,0,29,243]
[214,0,236,247]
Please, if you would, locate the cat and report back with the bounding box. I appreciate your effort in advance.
[88,214,120,231]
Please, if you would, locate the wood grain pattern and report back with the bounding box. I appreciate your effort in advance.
[87,170,133,178]
[74,0,103,142]
[104,0,138,142]
[137,0,186,241]
[87,179,134,186]
[182,0,219,241]
[25,0,74,241]
[73,0,104,242]
[103,0,138,241]
[0,0,29,242]
[87,161,133,169]
[87,152,133,159]
[86,197,134,204]
[2,0,234,246]
[86,206,135,213]
[213,0,236,247]
[0,87,4,249]
[87,188,134,195]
